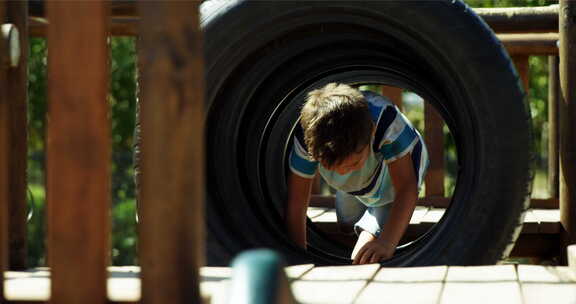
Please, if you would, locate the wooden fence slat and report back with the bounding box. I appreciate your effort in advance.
[46,1,110,303]
[548,56,560,199]
[138,0,205,303]
[559,0,576,246]
[424,103,444,197]
[0,0,9,300]
[6,0,28,271]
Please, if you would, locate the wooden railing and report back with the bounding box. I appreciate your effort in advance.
[1,0,205,303]
[0,1,574,303]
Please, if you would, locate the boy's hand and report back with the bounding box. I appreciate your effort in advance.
[352,239,395,264]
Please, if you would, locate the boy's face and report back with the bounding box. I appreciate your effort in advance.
[324,143,371,175]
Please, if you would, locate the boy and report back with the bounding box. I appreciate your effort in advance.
[286,83,429,265]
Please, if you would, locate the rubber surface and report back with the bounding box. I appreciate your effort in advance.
[137,0,533,266]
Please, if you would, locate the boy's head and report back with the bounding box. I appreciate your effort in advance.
[300,83,374,174]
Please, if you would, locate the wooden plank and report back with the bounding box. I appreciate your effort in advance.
[0,0,8,300]
[138,1,205,303]
[445,265,517,282]
[532,209,561,234]
[549,56,560,199]
[46,1,110,303]
[499,33,559,55]
[409,206,430,225]
[300,264,379,281]
[440,282,522,304]
[291,280,367,304]
[374,266,447,282]
[200,267,232,282]
[531,198,559,209]
[517,265,576,283]
[522,209,539,234]
[306,207,329,219]
[6,0,28,271]
[521,284,576,304]
[559,0,576,246]
[310,209,336,224]
[420,208,445,225]
[356,282,442,304]
[424,103,444,197]
[285,264,314,280]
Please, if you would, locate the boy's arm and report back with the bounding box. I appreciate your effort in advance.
[286,171,314,249]
[353,153,418,264]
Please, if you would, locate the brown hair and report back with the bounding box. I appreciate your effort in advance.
[300,83,374,168]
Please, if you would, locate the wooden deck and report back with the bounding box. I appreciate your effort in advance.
[308,207,562,234]
[4,261,576,303]
[308,207,564,259]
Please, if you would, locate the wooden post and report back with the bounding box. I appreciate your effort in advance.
[381,85,403,110]
[46,1,110,303]
[559,0,576,246]
[0,0,8,300]
[138,0,205,303]
[424,103,444,197]
[6,0,28,271]
[512,55,530,95]
[549,56,560,199]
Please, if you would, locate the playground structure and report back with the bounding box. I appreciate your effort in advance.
[0,0,575,303]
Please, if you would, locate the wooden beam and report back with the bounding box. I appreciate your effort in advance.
[30,17,138,37]
[475,5,559,33]
[46,0,110,303]
[499,33,558,55]
[29,5,560,37]
[424,103,444,197]
[6,0,28,271]
[559,0,576,245]
[138,0,205,303]
[0,0,9,300]
[381,85,403,110]
[549,56,560,199]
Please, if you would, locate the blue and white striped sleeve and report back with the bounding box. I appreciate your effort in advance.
[376,105,419,164]
[289,125,318,179]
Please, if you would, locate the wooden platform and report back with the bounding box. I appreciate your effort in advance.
[4,263,576,303]
[308,207,564,259]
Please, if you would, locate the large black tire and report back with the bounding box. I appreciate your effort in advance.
[141,0,533,266]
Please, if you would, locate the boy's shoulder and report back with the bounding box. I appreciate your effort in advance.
[359,90,395,123]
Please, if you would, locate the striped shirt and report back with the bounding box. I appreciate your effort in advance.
[289,90,429,207]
